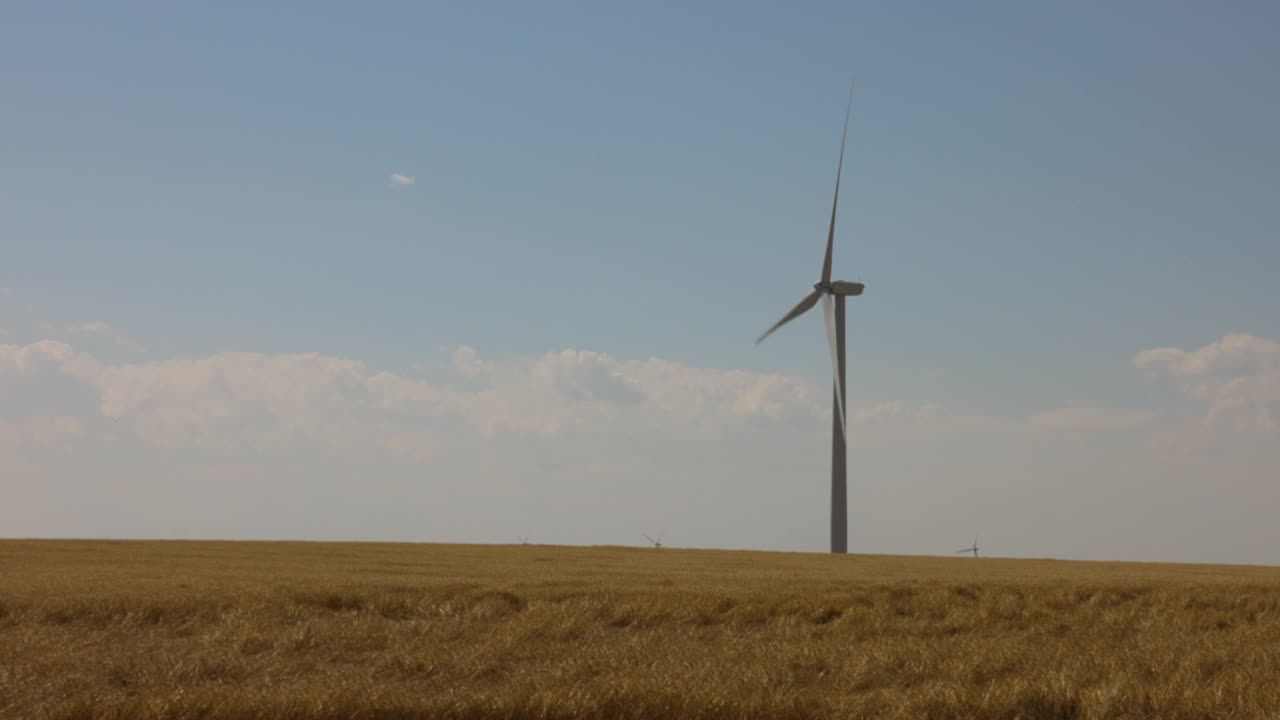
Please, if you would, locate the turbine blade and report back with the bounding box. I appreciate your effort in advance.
[822,294,846,439]
[821,81,855,284]
[756,289,821,345]
[643,534,655,545]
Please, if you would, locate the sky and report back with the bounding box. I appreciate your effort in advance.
[2,2,1278,564]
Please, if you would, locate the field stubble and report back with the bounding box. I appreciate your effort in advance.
[2,540,1280,719]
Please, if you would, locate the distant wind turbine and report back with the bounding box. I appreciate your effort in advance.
[955,532,980,558]
[517,535,530,546]
[642,534,663,548]
[756,83,864,554]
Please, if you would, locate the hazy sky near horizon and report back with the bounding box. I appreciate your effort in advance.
[3,2,1279,564]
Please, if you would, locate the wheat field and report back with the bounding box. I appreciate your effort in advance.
[2,540,1279,719]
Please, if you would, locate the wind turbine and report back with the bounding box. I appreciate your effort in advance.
[756,84,864,554]
[642,534,663,548]
[517,535,530,546]
[955,532,980,558]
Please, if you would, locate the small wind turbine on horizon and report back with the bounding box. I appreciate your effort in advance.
[756,83,864,555]
[642,534,663,548]
[955,533,980,558]
[517,536,530,546]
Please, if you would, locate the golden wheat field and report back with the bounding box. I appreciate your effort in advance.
[2,540,1280,719]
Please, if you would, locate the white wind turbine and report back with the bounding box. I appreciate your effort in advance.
[756,85,864,554]
[642,534,663,548]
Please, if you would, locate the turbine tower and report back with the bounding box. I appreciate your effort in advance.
[756,85,864,554]
[955,532,980,558]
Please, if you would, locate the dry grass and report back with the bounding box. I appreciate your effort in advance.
[2,540,1280,719]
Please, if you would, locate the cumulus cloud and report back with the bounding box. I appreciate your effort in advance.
[7,338,1019,547]
[452,345,491,379]
[5,335,1280,562]
[0,341,836,462]
[388,173,415,187]
[0,289,144,352]
[2,340,881,543]
[1135,333,1280,378]
[1135,333,1280,432]
[0,341,106,460]
[64,321,144,353]
[0,341,102,417]
[848,400,949,425]
[547,350,646,405]
[1029,405,1155,430]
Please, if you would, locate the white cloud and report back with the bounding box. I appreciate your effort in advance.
[0,340,864,544]
[1,289,144,352]
[1135,333,1280,378]
[388,173,415,187]
[64,321,144,353]
[1028,405,1155,430]
[0,341,105,459]
[3,336,1280,563]
[1135,333,1280,432]
[443,346,829,440]
[0,340,833,461]
[848,400,950,425]
[452,345,490,378]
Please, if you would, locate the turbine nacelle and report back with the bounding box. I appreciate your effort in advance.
[815,280,865,297]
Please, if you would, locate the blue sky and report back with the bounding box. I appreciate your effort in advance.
[3,3,1279,560]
